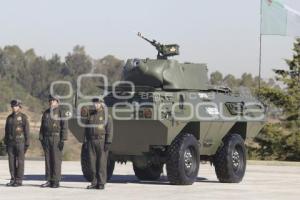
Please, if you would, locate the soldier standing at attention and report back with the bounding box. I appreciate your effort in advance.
[39,95,68,188]
[82,98,113,190]
[4,99,30,187]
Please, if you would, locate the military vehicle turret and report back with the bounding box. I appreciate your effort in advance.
[69,33,266,185]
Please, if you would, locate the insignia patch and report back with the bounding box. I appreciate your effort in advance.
[65,111,71,117]
[97,124,104,130]
[99,116,103,121]
[17,116,22,121]
[81,107,88,117]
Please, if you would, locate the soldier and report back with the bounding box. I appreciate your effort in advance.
[82,98,113,190]
[4,99,30,187]
[39,95,68,188]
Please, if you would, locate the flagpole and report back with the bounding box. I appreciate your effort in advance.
[259,35,262,93]
[258,0,263,94]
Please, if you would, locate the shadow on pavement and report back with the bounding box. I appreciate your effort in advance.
[24,174,86,182]
[195,177,219,183]
[110,175,170,185]
[22,174,217,185]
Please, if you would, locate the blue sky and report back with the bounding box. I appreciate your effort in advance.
[1,0,300,79]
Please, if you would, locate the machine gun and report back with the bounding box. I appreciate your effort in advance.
[137,32,179,60]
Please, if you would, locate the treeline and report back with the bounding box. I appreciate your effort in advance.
[210,71,278,92]
[0,45,123,112]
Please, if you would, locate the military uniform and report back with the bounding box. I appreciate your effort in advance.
[4,104,30,186]
[82,103,113,189]
[39,106,68,188]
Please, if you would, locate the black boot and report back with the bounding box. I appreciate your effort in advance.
[41,181,52,188]
[6,180,15,187]
[87,183,97,189]
[51,182,60,188]
[13,182,22,187]
[97,184,105,190]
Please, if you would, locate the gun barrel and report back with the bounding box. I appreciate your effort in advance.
[137,32,179,59]
[137,32,156,45]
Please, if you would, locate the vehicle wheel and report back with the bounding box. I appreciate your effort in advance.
[213,134,246,183]
[166,133,200,185]
[81,143,115,182]
[133,163,163,181]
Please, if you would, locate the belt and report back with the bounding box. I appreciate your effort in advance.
[15,135,24,139]
[87,135,105,140]
[44,132,60,137]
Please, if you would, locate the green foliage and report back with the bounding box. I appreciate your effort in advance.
[259,38,300,119]
[0,45,123,112]
[0,78,43,112]
[252,122,300,161]
[250,39,300,161]
[210,71,275,95]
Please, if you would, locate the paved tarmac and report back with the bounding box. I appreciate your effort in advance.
[0,160,299,200]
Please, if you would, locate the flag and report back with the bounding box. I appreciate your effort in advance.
[261,0,300,37]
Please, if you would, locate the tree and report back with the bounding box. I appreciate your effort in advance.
[210,71,223,85]
[240,73,255,88]
[223,74,238,89]
[65,45,92,79]
[253,39,300,161]
[260,39,300,119]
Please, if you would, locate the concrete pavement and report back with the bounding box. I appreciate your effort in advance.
[0,160,300,200]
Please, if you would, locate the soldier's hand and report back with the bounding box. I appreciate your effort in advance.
[24,145,29,153]
[104,143,111,152]
[58,141,64,151]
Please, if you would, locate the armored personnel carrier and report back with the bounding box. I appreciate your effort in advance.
[69,33,266,185]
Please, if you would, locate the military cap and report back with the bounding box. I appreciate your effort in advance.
[10,99,22,107]
[48,95,59,102]
[92,97,104,103]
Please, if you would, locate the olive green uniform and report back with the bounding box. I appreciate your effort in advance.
[4,112,30,184]
[39,107,68,183]
[84,108,113,186]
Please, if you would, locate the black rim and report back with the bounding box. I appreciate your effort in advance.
[232,145,244,173]
[183,146,197,177]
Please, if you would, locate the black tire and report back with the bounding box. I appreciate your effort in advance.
[166,133,200,185]
[81,143,115,182]
[133,163,163,181]
[213,134,246,183]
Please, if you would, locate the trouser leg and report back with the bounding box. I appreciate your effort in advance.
[15,142,25,184]
[87,140,97,185]
[7,144,16,181]
[52,137,62,182]
[44,139,51,181]
[97,139,107,185]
